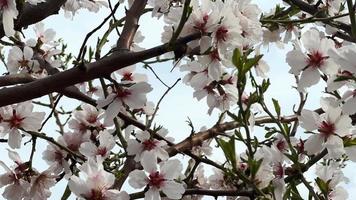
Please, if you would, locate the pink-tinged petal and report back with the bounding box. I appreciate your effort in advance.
[7,149,21,163]
[334,115,352,137]
[324,135,344,159]
[9,46,23,62]
[345,146,356,162]
[144,188,161,200]
[319,59,338,75]
[79,142,97,158]
[190,72,210,89]
[8,129,22,149]
[105,190,130,200]
[141,151,157,173]
[161,181,185,199]
[103,100,122,125]
[301,29,320,52]
[130,82,153,94]
[23,46,33,60]
[125,94,146,109]
[96,93,116,108]
[68,176,90,198]
[2,9,17,37]
[299,109,319,131]
[342,98,356,115]
[304,134,324,155]
[208,61,222,80]
[286,50,308,75]
[128,170,148,189]
[161,159,182,180]
[325,106,342,124]
[298,67,320,89]
[200,36,212,53]
[136,131,150,141]
[127,140,143,161]
[155,147,169,161]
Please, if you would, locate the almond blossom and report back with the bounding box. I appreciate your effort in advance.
[68,159,129,200]
[300,105,352,158]
[128,152,185,200]
[0,150,29,200]
[127,130,169,162]
[0,102,45,149]
[7,46,40,75]
[97,82,152,125]
[314,163,349,200]
[286,29,339,91]
[79,130,115,161]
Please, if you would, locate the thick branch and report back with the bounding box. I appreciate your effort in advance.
[116,0,148,50]
[0,32,201,107]
[0,0,66,38]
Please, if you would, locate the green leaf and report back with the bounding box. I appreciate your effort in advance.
[232,48,242,70]
[61,185,71,200]
[315,177,329,197]
[272,98,281,117]
[243,54,263,74]
[217,137,236,165]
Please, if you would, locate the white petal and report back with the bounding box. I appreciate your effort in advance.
[161,159,182,180]
[161,181,185,199]
[298,67,320,89]
[128,170,148,189]
[8,129,22,149]
[141,151,157,173]
[304,134,324,155]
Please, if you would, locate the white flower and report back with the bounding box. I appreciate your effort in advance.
[300,106,352,158]
[286,29,338,91]
[1,0,18,37]
[128,152,185,200]
[0,150,29,200]
[79,130,115,161]
[33,22,56,45]
[26,168,57,200]
[127,130,169,162]
[114,65,147,84]
[97,82,152,125]
[42,142,71,176]
[315,163,348,199]
[0,102,45,149]
[68,104,105,133]
[7,46,40,74]
[68,159,129,200]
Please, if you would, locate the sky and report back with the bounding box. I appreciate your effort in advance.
[0,0,355,199]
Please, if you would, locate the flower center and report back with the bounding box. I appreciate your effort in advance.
[276,140,287,152]
[122,72,133,81]
[7,110,25,128]
[148,171,165,188]
[273,163,284,179]
[0,0,8,8]
[318,121,335,138]
[97,147,107,157]
[142,139,158,151]
[194,14,209,32]
[116,89,132,98]
[215,26,228,42]
[85,189,105,200]
[307,51,327,68]
[209,49,221,61]
[87,114,97,124]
